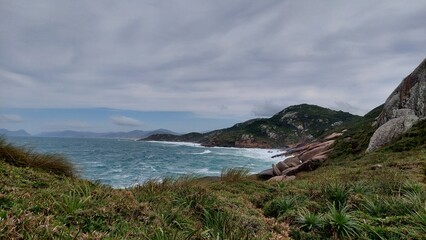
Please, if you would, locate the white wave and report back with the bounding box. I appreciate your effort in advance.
[213,147,286,162]
[191,150,212,155]
[193,168,221,175]
[146,141,202,147]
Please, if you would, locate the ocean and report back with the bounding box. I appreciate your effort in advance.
[6,137,283,188]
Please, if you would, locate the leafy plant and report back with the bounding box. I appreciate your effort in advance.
[321,183,352,209]
[296,208,323,232]
[263,197,297,218]
[325,204,360,239]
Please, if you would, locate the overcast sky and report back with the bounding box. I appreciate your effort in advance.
[1,1,425,134]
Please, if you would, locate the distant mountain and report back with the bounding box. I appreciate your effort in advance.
[0,128,32,137]
[37,129,177,139]
[143,104,360,148]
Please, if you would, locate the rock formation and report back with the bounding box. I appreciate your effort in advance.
[366,58,426,152]
[259,131,343,180]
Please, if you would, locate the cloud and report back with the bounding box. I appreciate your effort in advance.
[0,0,425,120]
[252,101,286,117]
[0,114,24,123]
[110,116,142,127]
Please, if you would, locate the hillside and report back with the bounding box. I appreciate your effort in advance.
[143,104,360,148]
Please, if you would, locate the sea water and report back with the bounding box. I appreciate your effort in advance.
[6,137,284,188]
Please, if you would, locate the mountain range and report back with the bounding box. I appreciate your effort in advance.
[1,129,177,139]
[0,129,32,137]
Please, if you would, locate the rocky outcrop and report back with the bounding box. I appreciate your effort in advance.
[234,134,271,148]
[367,58,426,152]
[258,131,343,180]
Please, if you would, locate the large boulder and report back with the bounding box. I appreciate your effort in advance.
[367,58,426,152]
[367,110,419,152]
[298,140,334,162]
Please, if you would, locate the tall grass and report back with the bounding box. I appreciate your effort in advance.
[0,138,75,177]
[220,167,250,182]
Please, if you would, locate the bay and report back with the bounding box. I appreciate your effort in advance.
[6,136,283,188]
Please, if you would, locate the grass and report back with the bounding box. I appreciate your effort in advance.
[220,167,250,182]
[1,122,426,239]
[0,138,74,177]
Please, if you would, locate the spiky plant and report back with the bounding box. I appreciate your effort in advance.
[325,204,360,239]
[322,183,352,209]
[296,208,323,232]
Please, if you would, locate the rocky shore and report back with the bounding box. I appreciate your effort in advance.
[258,131,344,181]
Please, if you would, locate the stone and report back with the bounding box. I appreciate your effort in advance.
[272,164,282,176]
[299,141,334,162]
[283,175,296,181]
[367,58,426,152]
[366,113,419,152]
[323,132,343,141]
[311,154,328,162]
[276,161,289,171]
[370,164,383,170]
[258,168,274,180]
[284,156,301,167]
[281,159,323,176]
[377,58,426,127]
[267,176,286,182]
[267,175,297,182]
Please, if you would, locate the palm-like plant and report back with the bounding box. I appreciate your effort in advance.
[296,208,323,232]
[325,204,360,239]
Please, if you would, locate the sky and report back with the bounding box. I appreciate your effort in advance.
[1,1,425,134]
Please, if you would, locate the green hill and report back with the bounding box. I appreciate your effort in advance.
[143,104,360,148]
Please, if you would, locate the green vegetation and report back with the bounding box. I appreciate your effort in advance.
[1,123,426,239]
[329,104,384,159]
[0,138,75,177]
[144,104,360,148]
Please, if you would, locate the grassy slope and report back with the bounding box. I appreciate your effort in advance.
[1,117,426,239]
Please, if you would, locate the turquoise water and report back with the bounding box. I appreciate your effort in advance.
[6,137,282,188]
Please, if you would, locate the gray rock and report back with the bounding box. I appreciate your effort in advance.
[370,164,383,170]
[367,58,426,152]
[284,156,301,167]
[377,59,426,126]
[258,168,274,180]
[272,164,282,176]
[366,113,419,152]
[267,175,296,182]
[276,161,289,171]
